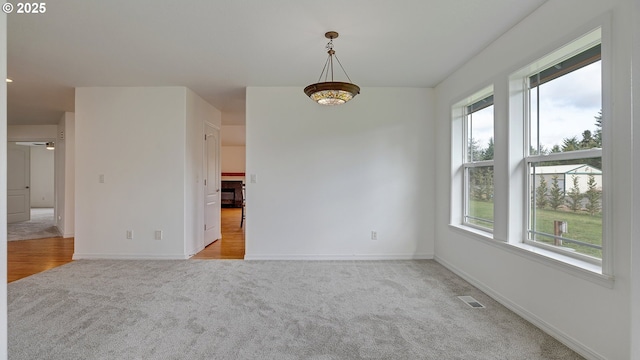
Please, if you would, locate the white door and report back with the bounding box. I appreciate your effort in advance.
[204,124,221,246]
[7,143,31,223]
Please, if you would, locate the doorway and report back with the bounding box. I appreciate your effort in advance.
[7,141,59,240]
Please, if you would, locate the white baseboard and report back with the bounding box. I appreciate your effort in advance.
[244,253,434,261]
[72,253,189,260]
[434,255,606,360]
[55,225,74,238]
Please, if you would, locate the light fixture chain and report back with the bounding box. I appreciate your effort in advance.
[329,52,334,81]
[317,54,331,83]
[333,55,354,84]
[325,39,334,51]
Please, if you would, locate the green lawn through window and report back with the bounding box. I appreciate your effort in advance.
[468,200,602,258]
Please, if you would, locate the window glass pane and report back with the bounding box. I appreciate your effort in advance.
[465,165,494,230]
[529,85,539,154]
[529,158,602,259]
[530,60,601,155]
[467,105,494,162]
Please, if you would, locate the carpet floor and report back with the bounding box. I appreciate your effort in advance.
[7,208,60,241]
[8,260,583,359]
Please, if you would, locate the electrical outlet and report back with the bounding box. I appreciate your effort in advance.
[371,231,377,240]
[155,230,163,240]
[126,230,133,239]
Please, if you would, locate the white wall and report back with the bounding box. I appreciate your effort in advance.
[221,125,245,146]
[631,0,640,358]
[184,88,221,256]
[221,125,246,182]
[221,146,245,173]
[245,87,434,260]
[0,12,8,360]
[7,125,56,140]
[56,112,75,237]
[29,146,54,207]
[434,1,634,359]
[75,87,189,259]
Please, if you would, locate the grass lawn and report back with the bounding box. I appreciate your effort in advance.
[468,200,602,258]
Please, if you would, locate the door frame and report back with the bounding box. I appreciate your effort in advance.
[6,137,57,227]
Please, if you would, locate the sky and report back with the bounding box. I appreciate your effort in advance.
[470,61,602,153]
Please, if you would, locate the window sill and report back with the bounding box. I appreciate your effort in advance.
[448,224,614,288]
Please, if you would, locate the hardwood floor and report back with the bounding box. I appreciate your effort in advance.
[8,237,74,283]
[7,208,245,283]
[192,208,245,259]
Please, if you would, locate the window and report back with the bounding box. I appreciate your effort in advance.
[463,94,494,231]
[525,40,603,263]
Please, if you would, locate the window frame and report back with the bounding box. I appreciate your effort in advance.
[461,92,495,233]
[519,28,609,269]
[450,23,612,283]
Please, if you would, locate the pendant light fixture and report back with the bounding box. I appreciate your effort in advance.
[304,31,360,105]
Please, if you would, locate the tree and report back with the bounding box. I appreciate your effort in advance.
[482,137,494,161]
[549,175,564,210]
[584,174,601,215]
[565,175,583,212]
[470,167,493,201]
[580,130,597,149]
[535,176,548,209]
[594,110,602,148]
[562,136,580,152]
[479,167,493,201]
[467,138,482,162]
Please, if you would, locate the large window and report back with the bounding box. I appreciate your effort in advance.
[463,94,494,231]
[526,42,603,263]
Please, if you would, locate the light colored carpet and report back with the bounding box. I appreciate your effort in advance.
[8,260,583,359]
[7,208,61,241]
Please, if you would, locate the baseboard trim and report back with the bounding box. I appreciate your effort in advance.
[54,225,73,238]
[434,255,606,360]
[244,253,434,261]
[72,253,189,260]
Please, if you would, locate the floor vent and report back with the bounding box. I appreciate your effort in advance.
[458,296,485,308]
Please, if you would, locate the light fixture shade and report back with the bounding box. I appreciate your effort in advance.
[303,82,360,106]
[45,142,55,150]
[305,31,360,105]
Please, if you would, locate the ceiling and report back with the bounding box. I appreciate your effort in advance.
[7,0,547,127]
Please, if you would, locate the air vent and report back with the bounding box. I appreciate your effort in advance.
[458,296,485,308]
[59,130,64,140]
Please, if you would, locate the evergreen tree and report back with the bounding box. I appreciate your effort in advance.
[549,175,564,210]
[562,136,580,152]
[580,130,597,149]
[482,137,494,161]
[470,168,484,201]
[467,138,482,162]
[535,176,549,209]
[479,167,493,201]
[566,175,583,212]
[584,174,601,216]
[594,110,602,148]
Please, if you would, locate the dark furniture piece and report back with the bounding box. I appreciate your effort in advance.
[221,181,243,208]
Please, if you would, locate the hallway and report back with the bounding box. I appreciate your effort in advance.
[7,208,245,282]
